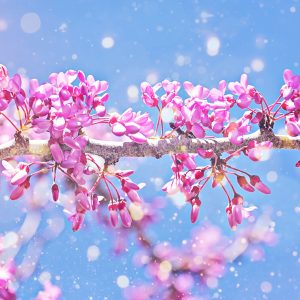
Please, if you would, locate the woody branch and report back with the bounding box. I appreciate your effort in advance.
[1,131,300,164]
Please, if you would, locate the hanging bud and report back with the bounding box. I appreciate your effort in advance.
[10,185,25,200]
[108,203,118,227]
[226,206,237,230]
[232,204,243,224]
[237,175,255,192]
[190,197,201,223]
[232,193,244,205]
[250,175,271,194]
[71,212,85,232]
[118,199,132,228]
[51,183,59,201]
[127,189,142,204]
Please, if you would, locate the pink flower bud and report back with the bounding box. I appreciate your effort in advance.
[232,204,243,224]
[226,206,237,230]
[250,175,271,194]
[237,176,255,192]
[231,193,244,205]
[10,185,25,200]
[51,183,59,201]
[118,200,132,228]
[190,197,201,223]
[108,203,118,227]
[71,213,85,231]
[127,190,142,204]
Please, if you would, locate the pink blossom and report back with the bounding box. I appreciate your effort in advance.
[228,74,254,108]
[140,82,161,107]
[245,140,273,161]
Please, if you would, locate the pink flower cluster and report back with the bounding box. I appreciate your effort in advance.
[141,74,265,142]
[162,150,270,229]
[1,64,300,231]
[0,65,150,231]
[124,212,277,300]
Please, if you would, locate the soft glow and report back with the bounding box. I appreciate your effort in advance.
[127,85,139,103]
[251,58,265,72]
[20,12,41,33]
[101,36,115,49]
[117,275,129,288]
[206,36,221,56]
[87,245,101,261]
[161,107,175,123]
[0,19,8,31]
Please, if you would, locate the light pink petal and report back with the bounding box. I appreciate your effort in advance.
[112,123,126,136]
[128,132,147,143]
[50,143,64,164]
[119,207,132,228]
[191,123,205,138]
[183,81,194,97]
[11,169,28,185]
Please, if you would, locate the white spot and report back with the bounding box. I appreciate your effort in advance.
[251,58,265,72]
[20,13,41,34]
[38,271,51,284]
[206,36,221,56]
[0,19,8,31]
[267,171,278,182]
[200,11,214,23]
[87,245,100,261]
[2,231,18,248]
[206,277,218,289]
[161,107,175,123]
[58,23,68,33]
[127,85,139,103]
[260,281,272,293]
[146,72,159,84]
[290,6,296,13]
[117,275,129,288]
[71,54,78,60]
[176,54,191,66]
[168,192,186,208]
[101,36,115,49]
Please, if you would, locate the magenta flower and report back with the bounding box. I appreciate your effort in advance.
[140,82,161,107]
[109,109,154,143]
[281,69,300,99]
[228,74,254,108]
[245,140,273,161]
[2,161,29,186]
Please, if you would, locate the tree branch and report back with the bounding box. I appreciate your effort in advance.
[1,131,300,164]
